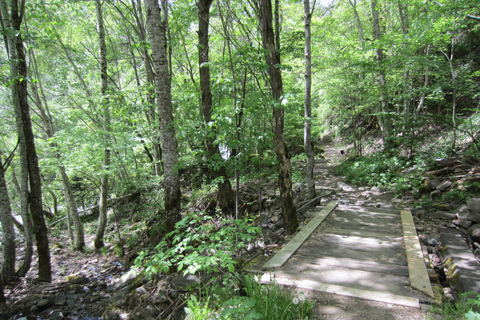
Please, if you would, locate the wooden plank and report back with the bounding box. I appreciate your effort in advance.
[327,214,402,229]
[335,208,401,219]
[261,201,337,270]
[286,255,410,276]
[313,233,403,251]
[260,274,420,308]
[295,244,407,266]
[320,227,403,240]
[337,205,401,215]
[323,219,403,235]
[401,209,435,298]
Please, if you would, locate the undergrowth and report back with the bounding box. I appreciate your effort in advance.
[185,274,313,320]
[430,292,480,320]
[335,153,425,196]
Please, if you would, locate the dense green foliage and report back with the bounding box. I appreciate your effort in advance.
[184,275,313,320]
[431,292,480,320]
[134,213,260,276]
[1,0,479,229]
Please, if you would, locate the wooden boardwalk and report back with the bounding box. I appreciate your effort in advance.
[255,201,434,308]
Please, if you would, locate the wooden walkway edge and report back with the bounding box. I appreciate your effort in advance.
[401,209,435,298]
[261,201,338,270]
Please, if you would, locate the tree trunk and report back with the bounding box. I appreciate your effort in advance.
[28,49,85,251]
[198,0,235,214]
[370,0,393,151]
[0,153,15,281]
[94,0,111,250]
[0,270,5,305]
[304,0,316,200]
[258,0,298,234]
[1,0,52,282]
[60,165,85,250]
[145,0,182,235]
[348,0,365,49]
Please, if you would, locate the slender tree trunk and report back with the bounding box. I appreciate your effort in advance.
[348,0,365,49]
[1,0,51,282]
[94,0,111,249]
[198,0,235,213]
[28,49,85,251]
[145,0,181,235]
[258,0,298,234]
[370,0,393,150]
[304,0,315,200]
[1,0,33,279]
[0,271,5,305]
[0,153,15,281]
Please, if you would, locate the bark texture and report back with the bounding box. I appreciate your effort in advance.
[304,0,315,200]
[198,0,235,213]
[1,0,51,281]
[258,0,298,234]
[145,0,181,234]
[94,0,111,249]
[0,154,15,280]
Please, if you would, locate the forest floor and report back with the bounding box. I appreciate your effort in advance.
[1,140,451,319]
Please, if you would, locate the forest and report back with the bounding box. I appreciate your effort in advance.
[0,0,479,318]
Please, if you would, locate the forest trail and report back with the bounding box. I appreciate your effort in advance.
[247,142,439,319]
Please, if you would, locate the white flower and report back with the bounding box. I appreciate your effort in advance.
[292,297,299,305]
[298,293,306,302]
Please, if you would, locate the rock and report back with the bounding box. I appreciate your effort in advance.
[467,198,480,215]
[468,224,480,243]
[66,276,89,285]
[125,291,141,308]
[37,298,52,309]
[271,214,281,223]
[430,190,442,200]
[170,274,201,291]
[427,179,441,190]
[139,305,159,319]
[431,211,457,220]
[48,311,65,319]
[453,219,473,229]
[423,237,438,246]
[118,269,137,286]
[474,248,480,259]
[436,180,452,191]
[435,203,454,211]
[337,182,354,192]
[456,205,480,223]
[136,286,148,295]
[102,306,127,320]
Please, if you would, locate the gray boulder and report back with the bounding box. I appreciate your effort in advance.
[457,205,480,223]
[453,219,473,229]
[436,180,453,191]
[467,198,480,215]
[468,224,480,243]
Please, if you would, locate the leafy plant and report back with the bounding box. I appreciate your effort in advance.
[236,275,313,320]
[430,292,480,320]
[183,274,313,320]
[134,213,260,277]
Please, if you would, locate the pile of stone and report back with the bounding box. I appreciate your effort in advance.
[452,198,480,258]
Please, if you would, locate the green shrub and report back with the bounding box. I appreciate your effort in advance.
[185,274,314,320]
[336,153,408,187]
[134,213,260,277]
[430,292,480,320]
